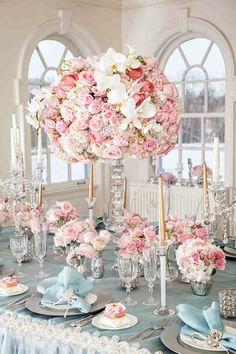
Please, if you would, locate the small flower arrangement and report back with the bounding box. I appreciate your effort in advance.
[46,201,78,233]
[176,238,225,283]
[0,197,11,227]
[165,216,208,244]
[192,164,212,177]
[30,206,49,234]
[158,172,177,185]
[117,212,157,257]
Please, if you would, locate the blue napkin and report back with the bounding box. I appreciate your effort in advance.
[37,266,94,313]
[177,301,236,353]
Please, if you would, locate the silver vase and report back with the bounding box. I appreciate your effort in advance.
[91,251,104,279]
[190,280,212,296]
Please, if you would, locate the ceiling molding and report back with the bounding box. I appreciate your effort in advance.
[122,0,198,10]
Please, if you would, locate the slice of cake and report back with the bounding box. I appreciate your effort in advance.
[0,276,17,289]
[100,303,130,328]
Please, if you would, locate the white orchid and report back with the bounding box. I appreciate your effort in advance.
[107,82,128,105]
[94,71,120,92]
[120,97,156,130]
[125,44,141,69]
[97,48,127,75]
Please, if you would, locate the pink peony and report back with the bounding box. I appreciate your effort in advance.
[215,258,225,269]
[104,145,122,159]
[195,228,208,239]
[83,231,97,243]
[56,120,69,135]
[77,243,96,258]
[60,74,77,92]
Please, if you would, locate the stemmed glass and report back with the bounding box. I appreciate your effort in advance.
[118,256,138,306]
[103,203,111,230]
[143,245,159,306]
[34,230,49,278]
[10,235,28,278]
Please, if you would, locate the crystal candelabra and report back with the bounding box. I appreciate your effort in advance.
[186,158,194,187]
[153,245,175,317]
[150,156,158,183]
[86,197,96,221]
[110,159,125,234]
[176,162,183,186]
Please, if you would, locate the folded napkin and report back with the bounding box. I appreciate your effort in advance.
[37,266,94,313]
[177,301,236,353]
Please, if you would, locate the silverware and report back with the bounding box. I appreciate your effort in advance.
[140,318,177,340]
[69,314,94,327]
[5,293,33,307]
[128,319,168,341]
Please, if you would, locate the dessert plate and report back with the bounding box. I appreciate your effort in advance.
[92,313,138,330]
[0,284,28,297]
[25,289,112,317]
[41,293,97,310]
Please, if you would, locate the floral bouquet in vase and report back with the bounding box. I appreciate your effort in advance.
[158,172,177,185]
[46,201,78,233]
[176,238,225,295]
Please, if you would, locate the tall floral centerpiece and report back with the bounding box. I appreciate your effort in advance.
[26,46,181,230]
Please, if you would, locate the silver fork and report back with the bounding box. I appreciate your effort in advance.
[128,319,167,341]
[140,318,177,340]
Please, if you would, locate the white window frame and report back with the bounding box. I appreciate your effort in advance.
[28,35,88,190]
[158,37,225,180]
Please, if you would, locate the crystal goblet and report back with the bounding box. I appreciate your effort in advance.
[118,256,138,306]
[10,235,28,278]
[143,246,159,306]
[34,230,49,278]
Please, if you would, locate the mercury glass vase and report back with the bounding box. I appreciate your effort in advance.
[91,251,104,279]
[190,279,212,296]
[110,158,125,234]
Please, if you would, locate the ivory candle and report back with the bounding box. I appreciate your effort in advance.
[158,177,165,246]
[203,163,208,208]
[37,128,42,164]
[10,127,17,166]
[213,137,220,185]
[122,177,127,209]
[89,163,94,200]
[38,184,43,206]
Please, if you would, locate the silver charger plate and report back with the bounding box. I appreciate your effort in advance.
[0,267,14,278]
[25,289,113,317]
[160,323,230,354]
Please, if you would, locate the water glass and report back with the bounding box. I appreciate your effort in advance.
[34,230,48,278]
[118,256,138,306]
[143,246,159,306]
[10,235,28,278]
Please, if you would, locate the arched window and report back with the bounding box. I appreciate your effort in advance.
[161,37,225,180]
[28,36,87,185]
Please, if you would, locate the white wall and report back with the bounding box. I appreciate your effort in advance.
[0,0,236,216]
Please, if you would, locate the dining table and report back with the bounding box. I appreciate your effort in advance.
[0,227,236,354]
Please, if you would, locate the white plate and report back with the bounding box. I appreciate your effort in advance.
[41,292,97,310]
[92,313,138,330]
[180,333,227,352]
[0,284,28,297]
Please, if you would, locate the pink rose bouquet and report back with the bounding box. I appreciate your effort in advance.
[46,201,78,233]
[26,47,181,163]
[0,197,11,227]
[30,206,49,234]
[117,212,157,257]
[165,216,208,244]
[192,164,212,177]
[176,238,225,282]
[158,172,176,185]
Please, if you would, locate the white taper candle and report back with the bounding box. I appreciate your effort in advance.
[37,128,42,164]
[213,137,220,185]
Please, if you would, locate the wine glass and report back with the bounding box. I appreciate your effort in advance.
[10,235,28,278]
[103,203,111,230]
[118,256,138,306]
[34,230,49,278]
[143,246,159,306]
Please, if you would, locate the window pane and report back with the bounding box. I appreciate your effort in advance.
[31,154,47,182]
[182,150,202,179]
[50,154,68,183]
[162,149,178,172]
[71,163,86,181]
[38,40,65,68]
[205,149,225,181]
[28,49,45,79]
[208,82,225,112]
[44,70,58,85]
[185,83,204,113]
[65,50,74,60]
[204,118,225,143]
[175,84,183,103]
[185,67,205,81]
[204,44,225,79]
[164,48,186,82]
[182,118,201,143]
[180,38,211,66]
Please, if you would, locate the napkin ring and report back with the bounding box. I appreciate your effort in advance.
[207,329,222,347]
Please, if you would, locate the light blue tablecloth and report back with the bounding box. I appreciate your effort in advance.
[0,227,236,354]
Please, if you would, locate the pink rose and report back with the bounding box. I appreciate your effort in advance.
[133,93,147,107]
[163,83,178,99]
[88,100,102,114]
[126,242,137,254]
[56,120,69,135]
[92,236,109,251]
[89,116,103,131]
[46,209,59,223]
[144,139,157,151]
[42,105,58,119]
[160,100,174,112]
[44,119,56,130]
[195,228,208,239]
[60,74,77,92]
[215,258,225,269]
[191,252,199,263]
[99,230,111,241]
[144,226,156,240]
[56,201,73,215]
[89,131,105,144]
[140,81,155,93]
[178,233,193,243]
[110,114,122,126]
[65,226,77,240]
[77,243,96,258]
[104,145,122,159]
[79,71,95,86]
[83,94,94,105]
[126,67,143,80]
[83,231,97,243]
